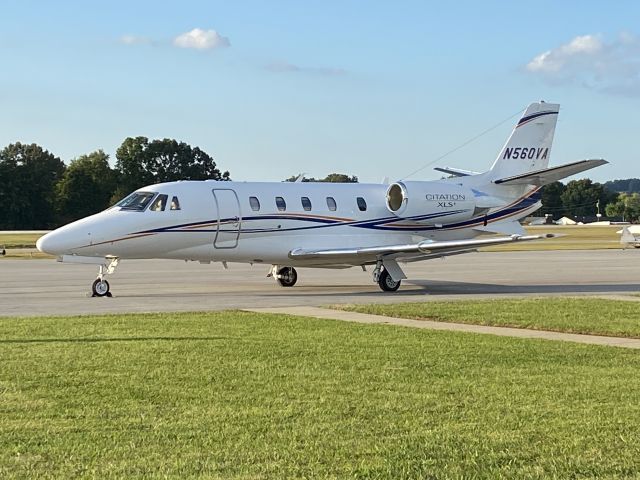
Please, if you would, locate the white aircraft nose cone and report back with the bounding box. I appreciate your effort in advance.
[36,231,66,255]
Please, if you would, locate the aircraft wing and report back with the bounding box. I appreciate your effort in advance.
[289,233,554,264]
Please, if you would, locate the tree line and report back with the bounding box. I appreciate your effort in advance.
[0,137,638,230]
[0,138,230,229]
[538,180,640,222]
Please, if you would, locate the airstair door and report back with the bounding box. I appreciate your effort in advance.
[212,189,241,248]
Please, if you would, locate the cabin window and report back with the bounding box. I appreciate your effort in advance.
[149,194,168,212]
[301,197,312,211]
[276,196,286,211]
[357,197,367,211]
[249,196,260,211]
[326,196,337,211]
[117,191,156,211]
[170,196,181,211]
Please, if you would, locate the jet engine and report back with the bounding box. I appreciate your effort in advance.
[385,181,477,225]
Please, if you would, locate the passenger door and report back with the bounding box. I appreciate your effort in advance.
[212,189,241,248]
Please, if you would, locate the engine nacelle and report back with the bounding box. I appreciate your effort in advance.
[385,181,477,225]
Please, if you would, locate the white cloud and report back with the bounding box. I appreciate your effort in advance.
[525,33,640,96]
[265,61,346,76]
[173,28,230,50]
[119,34,152,46]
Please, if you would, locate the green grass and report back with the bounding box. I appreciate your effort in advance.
[2,311,640,478]
[0,233,52,259]
[483,225,622,251]
[0,233,44,249]
[337,298,640,338]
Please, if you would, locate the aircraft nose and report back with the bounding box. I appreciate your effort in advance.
[36,230,69,255]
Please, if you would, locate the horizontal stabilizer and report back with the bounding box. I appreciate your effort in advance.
[434,166,480,177]
[493,159,608,186]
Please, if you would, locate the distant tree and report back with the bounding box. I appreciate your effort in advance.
[284,173,358,183]
[538,181,565,217]
[55,150,118,223]
[322,173,358,183]
[114,137,229,199]
[604,178,640,193]
[560,179,616,218]
[0,143,65,229]
[605,192,640,222]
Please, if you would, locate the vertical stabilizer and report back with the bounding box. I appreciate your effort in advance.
[488,102,559,180]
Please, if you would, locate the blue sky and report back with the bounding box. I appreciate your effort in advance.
[1,0,638,183]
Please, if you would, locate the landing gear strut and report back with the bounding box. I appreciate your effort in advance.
[269,265,298,287]
[91,257,119,297]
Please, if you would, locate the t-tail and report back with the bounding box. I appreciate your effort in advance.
[487,101,559,181]
[478,101,606,190]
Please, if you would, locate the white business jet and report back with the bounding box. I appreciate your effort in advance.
[37,101,606,296]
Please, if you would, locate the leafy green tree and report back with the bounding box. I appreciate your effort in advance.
[604,178,640,193]
[285,173,358,183]
[560,179,615,218]
[538,181,565,217]
[55,150,117,224]
[114,137,229,200]
[605,193,640,222]
[0,143,65,229]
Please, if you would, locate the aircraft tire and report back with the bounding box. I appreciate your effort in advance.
[92,279,111,297]
[378,269,401,292]
[277,267,298,287]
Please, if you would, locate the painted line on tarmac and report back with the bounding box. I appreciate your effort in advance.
[244,306,640,350]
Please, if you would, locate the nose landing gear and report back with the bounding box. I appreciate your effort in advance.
[91,257,119,297]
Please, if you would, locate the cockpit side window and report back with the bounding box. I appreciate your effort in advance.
[149,194,168,212]
[117,192,156,211]
[170,196,181,211]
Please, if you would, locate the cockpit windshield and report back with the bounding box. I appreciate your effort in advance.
[117,191,156,211]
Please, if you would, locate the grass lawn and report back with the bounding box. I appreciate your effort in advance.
[0,233,44,249]
[2,311,640,478]
[0,233,52,259]
[337,298,640,338]
[483,225,622,251]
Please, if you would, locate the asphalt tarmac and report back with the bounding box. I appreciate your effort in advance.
[1,249,638,317]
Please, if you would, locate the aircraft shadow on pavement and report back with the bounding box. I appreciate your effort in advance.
[405,280,640,295]
[253,281,640,298]
[106,281,640,299]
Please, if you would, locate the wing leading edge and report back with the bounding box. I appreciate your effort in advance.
[289,233,555,265]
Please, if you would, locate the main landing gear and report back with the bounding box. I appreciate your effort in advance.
[372,260,402,292]
[269,265,298,287]
[91,257,119,297]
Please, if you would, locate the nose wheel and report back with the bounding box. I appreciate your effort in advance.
[90,257,119,297]
[92,278,111,297]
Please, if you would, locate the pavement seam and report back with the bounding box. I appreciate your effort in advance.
[243,306,640,350]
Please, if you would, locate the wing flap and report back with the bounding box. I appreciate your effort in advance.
[289,234,555,263]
